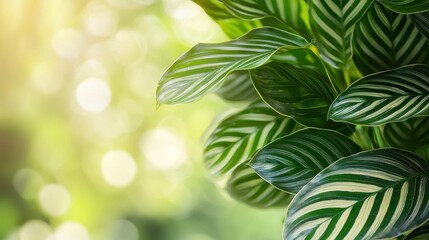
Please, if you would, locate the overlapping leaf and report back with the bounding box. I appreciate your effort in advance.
[204,101,301,176]
[410,11,429,41]
[378,0,429,14]
[227,161,292,208]
[353,3,429,75]
[250,128,362,194]
[404,223,429,240]
[216,71,259,102]
[384,117,429,151]
[250,61,337,127]
[157,27,310,105]
[309,0,374,69]
[352,126,389,150]
[284,148,429,239]
[329,64,429,126]
[220,0,311,37]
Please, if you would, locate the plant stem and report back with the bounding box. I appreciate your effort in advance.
[343,69,351,87]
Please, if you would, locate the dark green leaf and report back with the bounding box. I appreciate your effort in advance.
[378,0,429,14]
[384,117,429,151]
[404,223,429,240]
[410,11,429,41]
[215,71,259,102]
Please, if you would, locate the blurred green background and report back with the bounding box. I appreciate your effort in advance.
[0,0,285,239]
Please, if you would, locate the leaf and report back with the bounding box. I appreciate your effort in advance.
[220,0,312,37]
[250,61,337,127]
[329,64,429,126]
[309,0,374,69]
[353,3,429,75]
[410,11,429,41]
[157,27,310,105]
[404,223,429,240]
[384,117,429,151]
[284,148,429,239]
[378,0,429,14]
[227,161,292,208]
[250,128,362,194]
[352,126,389,150]
[192,0,262,39]
[215,71,259,102]
[204,101,302,176]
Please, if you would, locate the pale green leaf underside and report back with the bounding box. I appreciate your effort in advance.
[410,11,429,41]
[404,223,429,240]
[284,148,429,239]
[216,71,259,102]
[204,101,302,176]
[378,0,429,14]
[329,64,429,126]
[353,3,429,75]
[250,61,337,127]
[220,0,311,37]
[310,0,374,69]
[227,161,292,208]
[384,117,429,151]
[157,27,309,105]
[250,128,362,194]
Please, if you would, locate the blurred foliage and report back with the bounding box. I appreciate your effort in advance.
[0,0,286,239]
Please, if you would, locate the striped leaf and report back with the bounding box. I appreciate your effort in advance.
[378,0,429,14]
[329,64,429,126]
[284,148,429,239]
[250,128,362,194]
[404,223,429,240]
[410,11,429,41]
[204,101,302,176]
[216,71,260,102]
[250,61,338,127]
[384,117,429,151]
[353,3,429,75]
[220,0,311,37]
[157,27,310,105]
[192,0,262,39]
[227,161,292,208]
[310,0,374,69]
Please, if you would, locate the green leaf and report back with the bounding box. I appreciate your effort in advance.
[284,148,429,239]
[215,71,259,102]
[404,223,429,240]
[353,3,429,75]
[309,0,374,69]
[410,11,429,41]
[352,126,389,150]
[192,0,262,39]
[220,0,312,37]
[227,161,292,208]
[250,61,337,127]
[250,128,362,194]
[384,117,429,151]
[378,0,429,14]
[329,64,429,126]
[204,101,302,176]
[157,27,310,105]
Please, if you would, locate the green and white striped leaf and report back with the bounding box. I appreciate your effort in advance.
[227,161,292,208]
[410,11,429,41]
[250,128,362,194]
[284,148,429,239]
[204,101,302,176]
[220,0,311,37]
[384,117,429,151]
[309,0,374,69]
[216,71,259,102]
[404,223,429,240]
[378,0,429,14]
[192,0,262,39]
[329,64,429,126]
[157,27,310,105]
[353,3,429,75]
[250,61,337,127]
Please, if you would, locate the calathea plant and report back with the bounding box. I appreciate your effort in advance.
[156,0,429,239]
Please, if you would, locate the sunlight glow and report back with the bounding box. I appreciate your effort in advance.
[38,184,71,217]
[75,77,111,113]
[19,220,53,240]
[55,222,89,240]
[83,1,117,37]
[52,29,86,59]
[101,150,137,187]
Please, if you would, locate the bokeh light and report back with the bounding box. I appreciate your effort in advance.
[52,29,86,59]
[101,150,137,187]
[83,1,118,37]
[18,220,53,240]
[54,222,90,240]
[75,77,111,113]
[38,184,71,217]
[13,168,44,200]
